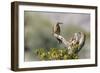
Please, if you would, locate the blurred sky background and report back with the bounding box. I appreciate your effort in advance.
[24,11,90,61]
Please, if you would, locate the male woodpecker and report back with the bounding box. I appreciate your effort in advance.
[53,22,63,43]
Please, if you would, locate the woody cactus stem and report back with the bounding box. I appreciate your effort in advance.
[53,32,85,54]
[53,34,69,47]
[77,32,86,53]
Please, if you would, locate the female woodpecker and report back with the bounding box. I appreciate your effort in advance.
[53,22,63,43]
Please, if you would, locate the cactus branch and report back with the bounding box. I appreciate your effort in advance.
[53,33,69,47]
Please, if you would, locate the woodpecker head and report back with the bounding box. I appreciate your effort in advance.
[57,22,63,25]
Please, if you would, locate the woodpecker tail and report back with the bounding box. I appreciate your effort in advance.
[57,38,62,44]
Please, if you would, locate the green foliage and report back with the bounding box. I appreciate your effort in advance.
[70,44,80,54]
[36,48,78,61]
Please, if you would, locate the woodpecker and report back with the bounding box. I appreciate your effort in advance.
[53,22,63,43]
